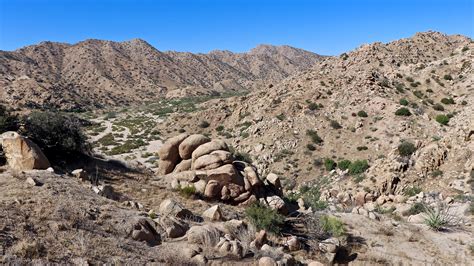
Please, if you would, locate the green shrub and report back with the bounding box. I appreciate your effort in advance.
[215,125,224,132]
[234,151,253,163]
[431,170,443,177]
[348,160,369,175]
[395,107,411,116]
[320,215,345,237]
[399,99,409,106]
[23,111,88,156]
[329,120,342,129]
[298,185,328,210]
[435,115,449,125]
[404,186,422,197]
[441,98,455,105]
[433,104,444,111]
[357,110,368,117]
[406,202,425,215]
[245,203,285,234]
[353,174,365,183]
[356,146,368,151]
[308,102,319,111]
[199,120,210,128]
[306,144,316,151]
[178,185,196,198]
[240,132,249,138]
[0,105,18,133]
[324,158,336,171]
[462,46,469,52]
[406,77,414,82]
[413,90,424,98]
[306,129,323,144]
[276,114,286,121]
[398,141,416,156]
[423,205,455,231]
[337,159,352,170]
[443,74,453,81]
[395,83,405,93]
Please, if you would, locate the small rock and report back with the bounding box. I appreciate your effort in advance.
[287,235,300,251]
[202,205,223,221]
[72,169,87,180]
[26,177,42,186]
[259,257,277,266]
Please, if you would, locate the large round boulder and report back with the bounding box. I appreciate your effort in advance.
[206,164,243,186]
[179,134,211,160]
[158,133,188,162]
[173,159,192,173]
[193,151,233,170]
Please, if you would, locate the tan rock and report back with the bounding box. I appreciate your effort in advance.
[202,205,223,221]
[244,166,262,186]
[1,132,50,171]
[179,134,211,160]
[355,191,367,206]
[158,133,188,162]
[204,180,221,198]
[193,153,227,170]
[159,199,193,218]
[258,257,277,266]
[206,164,243,186]
[173,159,192,173]
[191,139,228,162]
[266,173,281,188]
[157,159,176,175]
[187,224,221,245]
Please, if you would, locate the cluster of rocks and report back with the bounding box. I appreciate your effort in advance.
[158,134,285,209]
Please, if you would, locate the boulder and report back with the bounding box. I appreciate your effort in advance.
[206,164,243,186]
[264,195,288,214]
[179,134,211,160]
[187,224,221,245]
[193,153,226,170]
[159,199,193,219]
[129,217,161,246]
[244,166,262,186]
[158,216,189,238]
[258,257,277,266]
[355,191,367,206]
[202,205,223,221]
[173,159,192,173]
[266,173,281,189]
[204,180,221,198]
[1,132,50,171]
[191,139,228,162]
[158,133,189,159]
[157,159,176,175]
[26,177,42,186]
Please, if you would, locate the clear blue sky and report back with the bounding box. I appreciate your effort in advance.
[0,0,472,55]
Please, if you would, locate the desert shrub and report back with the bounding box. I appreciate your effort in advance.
[178,185,196,198]
[240,132,249,139]
[23,111,88,156]
[324,158,336,171]
[353,174,365,183]
[461,101,468,105]
[441,98,455,105]
[462,46,469,52]
[234,151,253,163]
[395,107,411,116]
[245,203,285,234]
[306,144,316,151]
[320,215,345,237]
[199,120,210,128]
[413,90,424,98]
[398,141,416,156]
[431,170,443,177]
[306,129,323,144]
[308,102,319,111]
[395,83,405,93]
[104,111,117,119]
[406,202,425,215]
[276,114,285,121]
[357,110,368,117]
[356,146,368,151]
[404,186,422,197]
[298,185,327,210]
[215,125,224,132]
[337,159,352,170]
[423,205,457,231]
[406,77,414,82]
[96,133,117,146]
[433,103,444,111]
[348,160,369,175]
[0,105,18,133]
[435,114,449,125]
[426,88,433,93]
[329,120,342,129]
[443,74,453,81]
[399,98,409,106]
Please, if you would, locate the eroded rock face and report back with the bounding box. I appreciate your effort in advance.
[1,132,50,171]
[414,142,448,176]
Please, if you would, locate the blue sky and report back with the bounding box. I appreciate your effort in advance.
[0,0,472,55]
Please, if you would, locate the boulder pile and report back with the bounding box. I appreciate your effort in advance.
[158,133,282,207]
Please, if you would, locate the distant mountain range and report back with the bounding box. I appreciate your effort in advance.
[0,39,324,110]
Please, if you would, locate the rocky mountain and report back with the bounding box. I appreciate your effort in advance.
[0,39,323,110]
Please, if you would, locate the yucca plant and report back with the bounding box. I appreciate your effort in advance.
[423,204,457,231]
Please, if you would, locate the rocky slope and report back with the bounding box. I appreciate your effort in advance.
[0,40,323,110]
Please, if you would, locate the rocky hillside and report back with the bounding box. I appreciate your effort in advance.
[155,31,473,209]
[0,40,323,110]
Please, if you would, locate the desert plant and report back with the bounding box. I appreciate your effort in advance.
[329,120,342,129]
[299,185,328,211]
[406,202,425,215]
[423,205,457,231]
[337,159,352,170]
[324,158,336,171]
[306,129,323,144]
[356,146,368,151]
[395,107,411,116]
[22,111,88,156]
[0,105,18,133]
[435,114,449,125]
[308,102,319,111]
[320,215,345,236]
[443,74,453,81]
[399,98,409,106]
[398,141,416,156]
[215,125,224,132]
[245,203,285,234]
[441,98,455,105]
[413,90,424,98]
[404,186,422,197]
[348,160,369,175]
[306,144,316,151]
[276,114,285,121]
[178,185,196,198]
[357,110,368,117]
[433,103,444,111]
[199,120,210,128]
